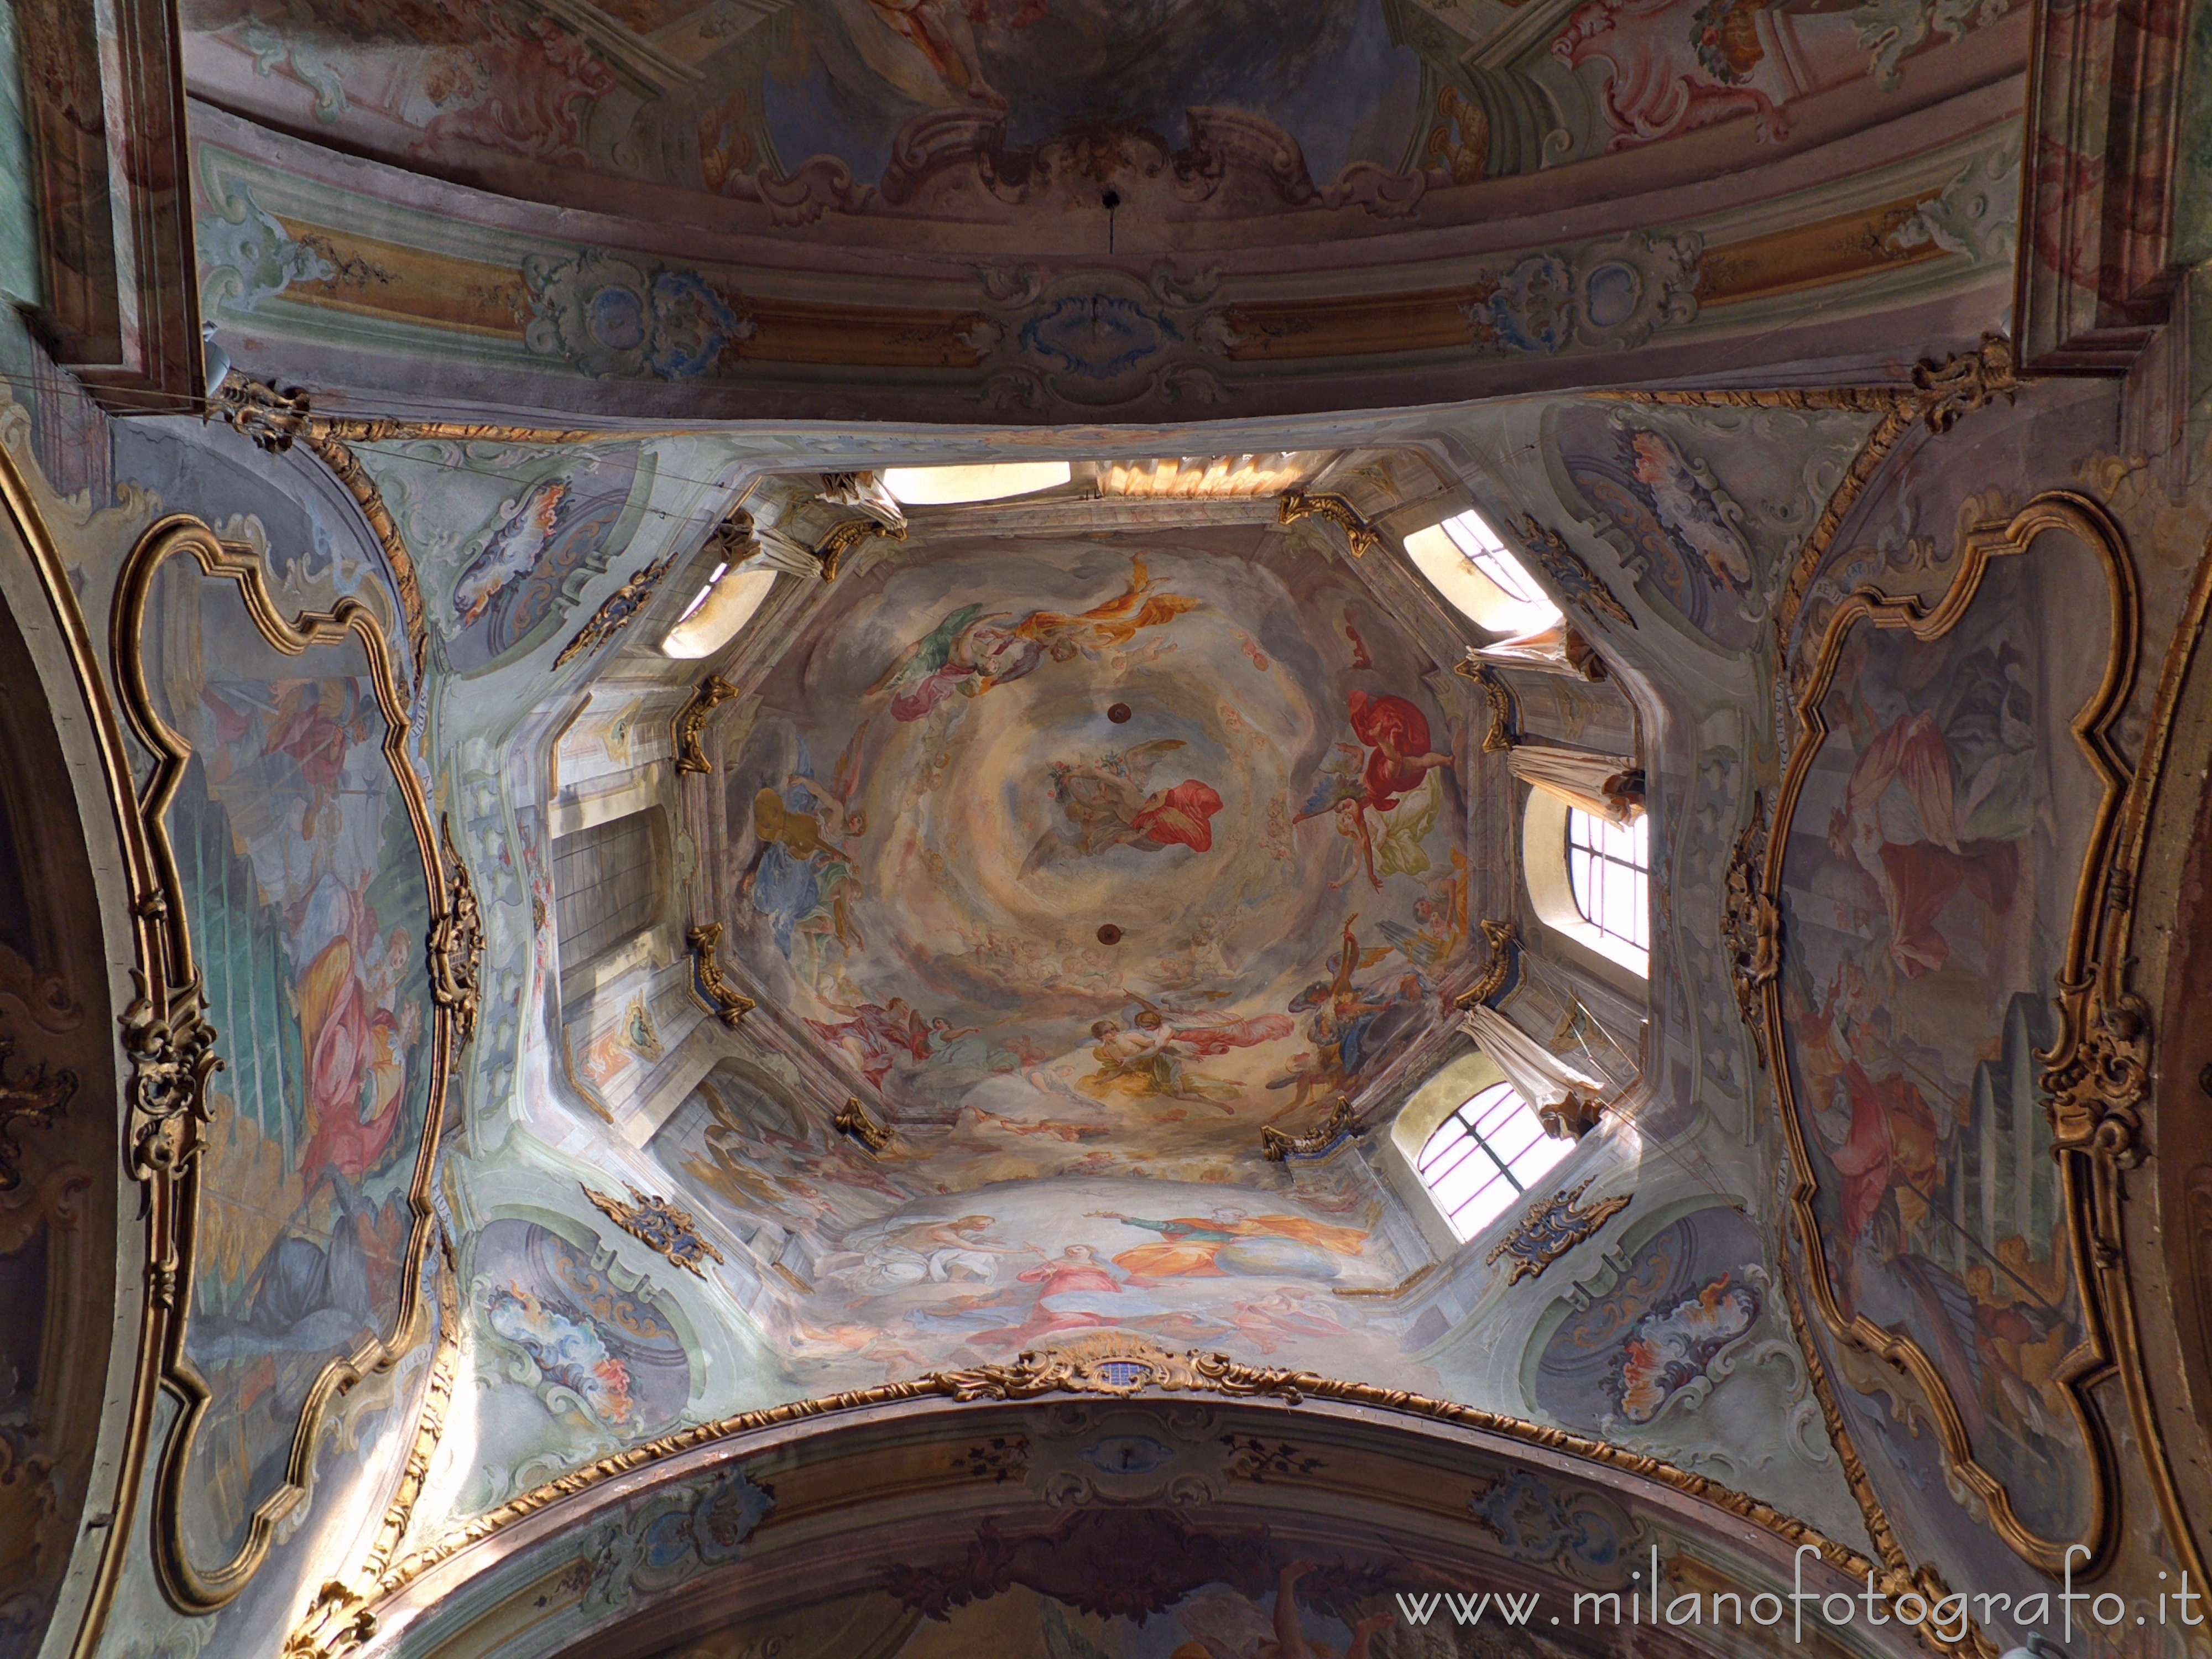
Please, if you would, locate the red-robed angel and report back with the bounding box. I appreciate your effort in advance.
[1295,690,1453,890]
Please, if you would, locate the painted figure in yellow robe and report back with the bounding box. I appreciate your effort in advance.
[1015,557,1201,661]
[1087,1204,1368,1281]
[1076,1016,1240,1110]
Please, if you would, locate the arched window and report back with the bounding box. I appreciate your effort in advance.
[1401,508,1561,635]
[1565,807,1650,957]
[1440,510,1548,608]
[664,565,778,659]
[1415,1081,1573,1241]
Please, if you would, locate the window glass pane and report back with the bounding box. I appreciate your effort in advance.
[1452,1178,1524,1236]
[1440,512,1549,606]
[1509,1134,1573,1188]
[1430,1158,1488,1212]
[1421,1136,1481,1188]
[1467,1089,1521,1141]
[1603,869,1637,940]
[1420,1121,1476,1175]
[1487,1107,1544,1156]
[1561,800,1651,962]
[1443,1154,1503,1203]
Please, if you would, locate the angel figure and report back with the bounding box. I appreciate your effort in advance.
[1078,1015,1239,1111]
[1076,1004,1290,1114]
[867,603,1043,723]
[802,997,930,1088]
[1021,740,1224,874]
[740,731,868,959]
[1379,853,1468,968]
[1280,917,1427,1097]
[1296,690,1452,891]
[1013,557,1201,661]
[848,0,1004,111]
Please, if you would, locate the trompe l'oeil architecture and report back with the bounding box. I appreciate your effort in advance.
[1,3,2209,1656]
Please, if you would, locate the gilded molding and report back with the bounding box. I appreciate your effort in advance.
[209,376,313,452]
[812,515,905,582]
[281,1237,463,1659]
[686,922,756,1026]
[1451,658,1515,753]
[2043,983,2150,1167]
[1912,332,2019,434]
[834,1094,893,1152]
[1453,918,1519,1010]
[119,973,220,1202]
[1260,1097,1357,1162]
[1766,340,2020,647]
[210,380,429,673]
[1759,492,2134,1572]
[1483,1178,1630,1285]
[359,1332,1890,1640]
[312,416,625,445]
[555,556,675,668]
[1277,491,1378,557]
[934,1333,1309,1402]
[428,815,484,1046]
[672,675,740,776]
[583,1183,727,1277]
[1512,515,1637,630]
[1592,385,1903,414]
[299,432,430,674]
[1719,791,1780,1068]
[1329,1261,1440,1300]
[2075,512,2212,1604]
[109,517,455,1611]
[0,1026,79,1190]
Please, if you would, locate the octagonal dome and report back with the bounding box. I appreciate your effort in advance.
[705,514,1488,1163]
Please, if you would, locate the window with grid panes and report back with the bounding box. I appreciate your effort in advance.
[1564,807,1649,956]
[1414,1081,1572,1241]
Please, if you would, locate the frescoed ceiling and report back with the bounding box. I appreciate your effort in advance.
[178,0,2020,216]
[703,514,1486,1155]
[17,8,2212,1657]
[180,0,2030,419]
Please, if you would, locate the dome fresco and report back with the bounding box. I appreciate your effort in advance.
[708,529,1473,1148]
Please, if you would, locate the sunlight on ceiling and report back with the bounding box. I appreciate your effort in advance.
[881,461,1072,505]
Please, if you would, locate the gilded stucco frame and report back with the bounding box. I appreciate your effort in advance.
[108,517,460,1611]
[1756,491,2136,1572]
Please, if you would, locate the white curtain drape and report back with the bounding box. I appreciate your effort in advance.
[1471,623,1605,680]
[1506,744,1644,823]
[747,524,829,580]
[1459,1003,1608,1136]
[820,471,906,528]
